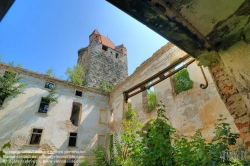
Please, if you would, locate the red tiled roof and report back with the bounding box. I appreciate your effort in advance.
[100,35,115,49]
[92,29,100,35]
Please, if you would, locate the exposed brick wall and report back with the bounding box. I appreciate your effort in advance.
[210,61,250,147]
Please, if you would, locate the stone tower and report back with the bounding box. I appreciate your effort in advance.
[77,30,128,89]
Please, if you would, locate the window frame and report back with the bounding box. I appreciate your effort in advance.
[75,89,83,97]
[44,81,55,89]
[38,97,50,114]
[68,132,77,147]
[29,128,43,145]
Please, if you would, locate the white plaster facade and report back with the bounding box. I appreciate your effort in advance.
[0,63,110,165]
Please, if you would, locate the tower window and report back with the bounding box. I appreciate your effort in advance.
[102,45,108,51]
[30,128,43,145]
[68,132,77,147]
[116,53,119,58]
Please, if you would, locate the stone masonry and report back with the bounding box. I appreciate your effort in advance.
[77,30,128,89]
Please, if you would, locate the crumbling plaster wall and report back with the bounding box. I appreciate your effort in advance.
[209,41,250,148]
[110,42,238,140]
[0,64,109,164]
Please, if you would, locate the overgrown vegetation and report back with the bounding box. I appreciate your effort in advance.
[93,102,248,166]
[0,142,10,159]
[0,68,26,106]
[146,90,157,113]
[101,81,114,93]
[65,64,85,86]
[173,68,193,94]
[125,103,135,120]
[43,88,58,103]
[46,68,54,76]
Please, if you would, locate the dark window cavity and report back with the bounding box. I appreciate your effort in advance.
[30,129,43,145]
[75,90,82,97]
[68,133,77,147]
[38,98,50,113]
[45,82,54,89]
[102,45,108,51]
[70,103,81,126]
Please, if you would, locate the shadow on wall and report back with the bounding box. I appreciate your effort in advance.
[0,93,48,140]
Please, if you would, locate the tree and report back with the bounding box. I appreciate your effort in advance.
[46,68,54,76]
[0,68,26,106]
[65,64,85,86]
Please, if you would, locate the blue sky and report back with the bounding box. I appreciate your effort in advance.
[0,0,167,79]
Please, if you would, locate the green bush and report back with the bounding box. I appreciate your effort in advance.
[65,64,85,86]
[125,103,134,120]
[93,102,248,166]
[101,81,114,93]
[173,68,193,94]
[146,91,157,113]
[43,88,58,103]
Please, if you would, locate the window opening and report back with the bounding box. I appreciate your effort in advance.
[99,109,107,124]
[110,109,114,122]
[68,132,77,147]
[172,61,193,94]
[65,159,75,166]
[143,83,157,113]
[116,53,119,58]
[30,129,43,145]
[110,134,114,152]
[21,158,37,165]
[75,90,82,97]
[98,135,105,147]
[70,103,81,126]
[102,45,108,51]
[45,82,54,89]
[38,98,50,113]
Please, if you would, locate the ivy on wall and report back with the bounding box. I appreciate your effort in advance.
[173,68,193,94]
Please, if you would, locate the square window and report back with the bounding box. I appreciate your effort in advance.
[45,82,54,89]
[68,133,77,147]
[75,90,82,97]
[30,128,43,145]
[38,98,50,113]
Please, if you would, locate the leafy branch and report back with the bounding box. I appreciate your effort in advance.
[0,68,26,106]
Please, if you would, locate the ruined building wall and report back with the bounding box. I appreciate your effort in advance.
[77,40,128,89]
[109,43,238,139]
[0,63,109,165]
[209,41,250,149]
